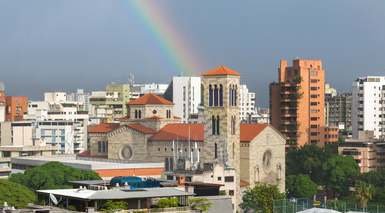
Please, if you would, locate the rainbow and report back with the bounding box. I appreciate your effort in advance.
[129,1,202,76]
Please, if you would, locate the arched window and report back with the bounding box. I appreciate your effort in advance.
[219,84,223,106]
[235,85,238,106]
[209,85,213,106]
[216,115,220,135]
[138,110,142,119]
[212,115,216,135]
[135,110,138,119]
[201,84,204,106]
[229,85,233,106]
[214,85,218,106]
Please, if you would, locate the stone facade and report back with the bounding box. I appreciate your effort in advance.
[240,126,285,192]
[201,71,241,210]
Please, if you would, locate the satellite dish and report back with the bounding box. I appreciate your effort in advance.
[49,193,58,205]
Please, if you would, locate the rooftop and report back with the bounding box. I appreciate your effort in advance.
[149,123,204,142]
[37,187,193,200]
[240,124,269,142]
[11,155,164,170]
[202,66,240,77]
[88,123,120,134]
[127,93,173,106]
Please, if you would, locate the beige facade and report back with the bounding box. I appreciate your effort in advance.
[240,126,285,192]
[338,139,384,173]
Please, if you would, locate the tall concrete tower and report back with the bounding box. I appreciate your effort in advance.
[201,66,240,210]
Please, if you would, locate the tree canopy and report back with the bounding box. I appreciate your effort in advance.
[9,161,101,190]
[286,174,318,198]
[0,180,36,208]
[240,184,284,213]
[322,155,359,196]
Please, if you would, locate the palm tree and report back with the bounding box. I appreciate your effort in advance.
[354,181,375,209]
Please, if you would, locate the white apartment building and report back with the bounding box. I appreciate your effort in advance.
[352,76,385,139]
[46,103,88,153]
[44,92,67,103]
[130,83,169,99]
[170,76,201,123]
[67,89,91,111]
[36,121,75,154]
[239,85,257,122]
[26,101,89,154]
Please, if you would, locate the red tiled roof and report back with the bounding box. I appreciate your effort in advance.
[88,123,120,134]
[126,123,156,134]
[127,93,173,105]
[149,123,204,142]
[202,66,240,76]
[240,124,268,142]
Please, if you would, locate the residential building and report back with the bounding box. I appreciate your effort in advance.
[239,85,257,123]
[164,76,201,123]
[325,83,337,99]
[46,103,89,153]
[270,59,338,147]
[130,83,168,100]
[325,92,352,137]
[338,137,385,173]
[5,96,28,121]
[89,83,131,122]
[44,92,67,103]
[66,89,91,111]
[352,76,385,139]
[253,107,270,124]
[35,121,76,154]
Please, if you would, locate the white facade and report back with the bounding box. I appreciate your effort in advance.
[130,83,169,99]
[172,76,201,123]
[67,89,91,111]
[26,101,89,154]
[239,85,257,122]
[352,76,385,139]
[44,92,67,103]
[36,121,75,154]
[46,103,88,153]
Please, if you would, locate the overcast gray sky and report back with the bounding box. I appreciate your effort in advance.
[1,0,385,106]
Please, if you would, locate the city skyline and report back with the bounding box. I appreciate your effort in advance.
[1,0,385,106]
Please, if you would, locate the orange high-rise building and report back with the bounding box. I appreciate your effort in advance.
[270,59,337,147]
[5,96,28,121]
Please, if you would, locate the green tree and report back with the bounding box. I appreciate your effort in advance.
[286,174,318,198]
[9,162,101,190]
[359,169,385,202]
[286,144,329,184]
[189,197,212,212]
[0,180,36,208]
[240,184,284,213]
[322,155,359,196]
[101,200,128,212]
[157,197,179,208]
[355,181,375,209]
